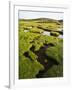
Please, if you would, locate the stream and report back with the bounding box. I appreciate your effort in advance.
[23,29,63,78]
[24,30,63,39]
[30,44,59,78]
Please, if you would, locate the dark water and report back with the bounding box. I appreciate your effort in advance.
[30,44,59,78]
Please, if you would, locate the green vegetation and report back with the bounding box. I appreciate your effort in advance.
[50,31,59,37]
[19,18,63,79]
[19,56,44,79]
[45,42,63,64]
[28,50,38,61]
[30,28,44,33]
[43,64,63,77]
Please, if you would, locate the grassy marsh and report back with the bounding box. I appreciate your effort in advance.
[19,18,63,79]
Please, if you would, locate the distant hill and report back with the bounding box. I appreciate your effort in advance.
[58,20,63,24]
[58,20,63,22]
[19,18,63,25]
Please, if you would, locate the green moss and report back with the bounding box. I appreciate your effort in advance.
[43,64,63,77]
[50,32,59,37]
[30,28,44,33]
[33,39,44,51]
[45,43,63,64]
[28,50,38,60]
[19,56,44,79]
[19,19,63,79]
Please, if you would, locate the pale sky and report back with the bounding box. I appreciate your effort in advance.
[19,10,63,20]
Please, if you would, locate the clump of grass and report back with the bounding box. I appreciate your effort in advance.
[50,32,59,37]
[30,28,44,33]
[19,55,44,79]
[45,43,63,64]
[28,50,38,60]
[43,64,63,77]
